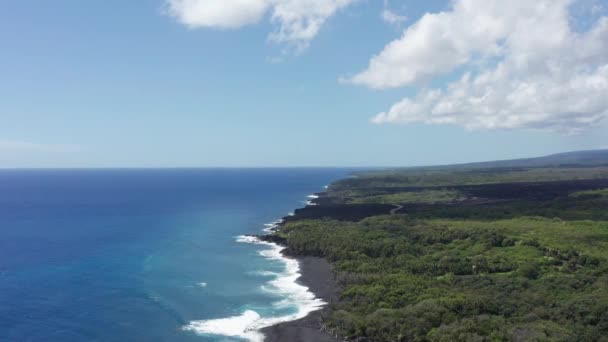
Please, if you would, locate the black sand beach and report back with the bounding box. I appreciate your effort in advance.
[262,257,340,342]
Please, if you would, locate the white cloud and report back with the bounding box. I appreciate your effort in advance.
[269,0,356,51]
[381,0,407,28]
[0,140,81,154]
[165,0,357,52]
[591,3,604,15]
[347,0,608,133]
[381,9,407,27]
[164,0,270,29]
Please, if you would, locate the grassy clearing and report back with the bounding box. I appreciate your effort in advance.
[348,189,464,204]
[570,188,608,198]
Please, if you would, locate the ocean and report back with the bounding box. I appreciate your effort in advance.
[0,168,353,341]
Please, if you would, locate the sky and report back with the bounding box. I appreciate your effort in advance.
[0,0,607,168]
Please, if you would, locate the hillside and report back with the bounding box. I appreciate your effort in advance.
[454,149,608,169]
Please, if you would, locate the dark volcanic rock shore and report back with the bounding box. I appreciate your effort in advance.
[254,199,342,342]
[255,191,355,341]
[261,256,340,342]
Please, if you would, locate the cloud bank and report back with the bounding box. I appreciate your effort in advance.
[165,0,357,51]
[348,0,608,133]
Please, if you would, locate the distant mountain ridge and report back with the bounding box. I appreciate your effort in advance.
[440,149,608,170]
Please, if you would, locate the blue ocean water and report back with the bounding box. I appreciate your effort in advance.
[0,169,352,341]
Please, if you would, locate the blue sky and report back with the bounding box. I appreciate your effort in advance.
[0,0,606,168]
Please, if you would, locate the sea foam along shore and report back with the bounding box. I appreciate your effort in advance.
[182,234,326,342]
[263,219,283,233]
[306,194,319,206]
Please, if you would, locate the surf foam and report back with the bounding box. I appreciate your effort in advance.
[183,310,265,341]
[305,194,320,206]
[184,235,326,342]
[262,219,283,233]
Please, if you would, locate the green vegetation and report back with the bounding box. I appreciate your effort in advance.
[272,164,608,341]
[282,217,608,341]
[403,195,608,221]
[348,189,464,204]
[570,188,608,198]
[331,166,608,190]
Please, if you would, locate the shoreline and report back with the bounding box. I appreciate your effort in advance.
[260,256,339,342]
[183,191,339,342]
[259,192,340,342]
[183,235,329,342]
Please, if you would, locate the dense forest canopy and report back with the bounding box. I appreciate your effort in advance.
[269,153,608,341]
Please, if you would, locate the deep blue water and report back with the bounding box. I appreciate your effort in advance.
[0,169,353,341]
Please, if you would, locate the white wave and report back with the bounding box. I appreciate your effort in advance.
[235,235,265,244]
[262,219,283,233]
[184,235,326,342]
[198,282,207,288]
[183,310,265,342]
[249,270,279,277]
[305,194,320,206]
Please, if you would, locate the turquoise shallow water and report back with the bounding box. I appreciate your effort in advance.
[0,168,353,341]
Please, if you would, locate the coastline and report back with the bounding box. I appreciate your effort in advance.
[185,162,608,341]
[183,234,330,342]
[260,256,339,342]
[183,190,340,342]
[259,192,340,342]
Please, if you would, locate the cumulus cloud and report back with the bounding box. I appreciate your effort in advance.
[347,0,608,133]
[165,0,357,51]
